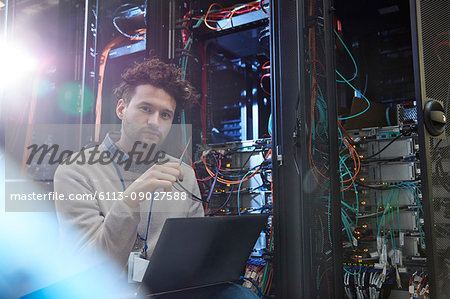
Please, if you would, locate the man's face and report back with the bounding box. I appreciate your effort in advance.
[116,84,176,149]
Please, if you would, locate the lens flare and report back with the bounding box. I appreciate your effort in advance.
[0,42,38,86]
[57,82,94,115]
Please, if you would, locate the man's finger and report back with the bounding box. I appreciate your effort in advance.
[152,172,178,183]
[158,164,184,181]
[153,180,173,192]
[159,162,181,169]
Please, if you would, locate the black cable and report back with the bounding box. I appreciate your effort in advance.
[241,146,259,169]
[221,142,270,157]
[354,181,394,190]
[173,181,209,203]
[217,146,260,177]
[248,184,265,192]
[364,133,404,160]
[355,181,421,190]
[259,0,269,14]
[112,17,144,39]
[360,156,405,163]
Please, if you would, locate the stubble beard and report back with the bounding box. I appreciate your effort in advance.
[121,122,162,154]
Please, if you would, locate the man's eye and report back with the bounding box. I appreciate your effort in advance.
[140,106,151,112]
[161,112,172,119]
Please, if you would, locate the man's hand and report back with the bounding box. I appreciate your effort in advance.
[122,162,184,208]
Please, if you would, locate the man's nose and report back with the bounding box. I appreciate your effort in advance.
[147,112,160,125]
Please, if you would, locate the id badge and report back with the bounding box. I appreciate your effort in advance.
[128,252,141,283]
[133,256,150,282]
[128,251,149,283]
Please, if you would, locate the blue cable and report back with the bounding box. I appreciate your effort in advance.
[401,182,424,213]
[398,183,424,217]
[112,160,153,257]
[268,113,272,136]
[341,207,354,227]
[339,154,360,227]
[341,200,357,213]
[237,170,254,216]
[339,152,360,228]
[377,189,394,238]
[390,200,396,250]
[339,155,353,181]
[334,30,358,83]
[339,162,353,246]
[206,168,219,203]
[111,160,126,191]
[343,264,362,276]
[179,37,192,81]
[240,276,265,298]
[386,107,391,126]
[336,70,371,120]
[338,126,344,148]
[398,183,425,245]
[341,211,354,248]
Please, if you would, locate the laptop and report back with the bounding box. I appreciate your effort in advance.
[142,214,268,294]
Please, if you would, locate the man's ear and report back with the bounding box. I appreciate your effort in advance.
[116,99,127,120]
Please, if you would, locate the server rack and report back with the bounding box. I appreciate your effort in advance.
[270,0,343,297]
[97,0,345,297]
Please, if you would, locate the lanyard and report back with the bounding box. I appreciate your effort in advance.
[111,159,153,258]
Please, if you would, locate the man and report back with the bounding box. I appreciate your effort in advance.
[54,59,258,298]
[54,59,203,266]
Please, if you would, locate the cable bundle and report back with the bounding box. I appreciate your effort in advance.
[343,266,395,299]
[200,1,263,31]
[408,271,429,299]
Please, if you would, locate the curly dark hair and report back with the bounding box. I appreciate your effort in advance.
[113,58,199,110]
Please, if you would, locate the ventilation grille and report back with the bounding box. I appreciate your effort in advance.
[418,0,450,296]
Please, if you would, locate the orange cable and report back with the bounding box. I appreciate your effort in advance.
[94,29,146,141]
[201,149,271,184]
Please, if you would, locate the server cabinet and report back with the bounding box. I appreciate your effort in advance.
[271,0,343,297]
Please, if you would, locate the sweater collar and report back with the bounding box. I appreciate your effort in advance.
[101,131,154,174]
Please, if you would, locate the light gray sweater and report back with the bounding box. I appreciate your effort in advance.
[54,134,204,269]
